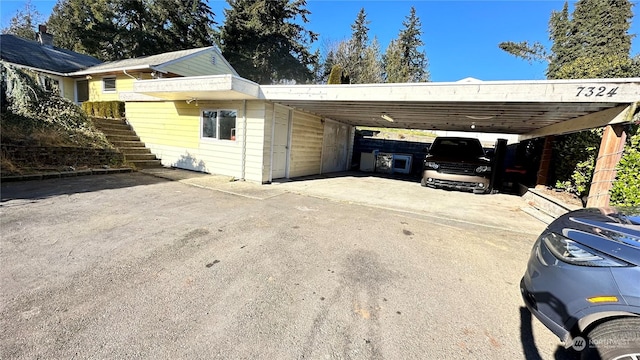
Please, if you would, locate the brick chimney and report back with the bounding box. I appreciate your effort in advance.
[37,24,53,47]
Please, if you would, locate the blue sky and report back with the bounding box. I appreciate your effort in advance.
[2,0,639,81]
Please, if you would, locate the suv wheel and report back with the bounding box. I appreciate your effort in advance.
[582,318,640,360]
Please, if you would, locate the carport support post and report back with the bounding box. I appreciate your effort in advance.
[535,135,554,189]
[586,124,627,208]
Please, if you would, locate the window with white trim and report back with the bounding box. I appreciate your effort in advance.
[102,77,116,92]
[201,109,237,141]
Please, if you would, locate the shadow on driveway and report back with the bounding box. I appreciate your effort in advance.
[1,172,167,203]
[520,307,579,360]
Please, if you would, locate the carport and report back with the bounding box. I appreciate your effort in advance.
[261,78,640,207]
[133,76,639,207]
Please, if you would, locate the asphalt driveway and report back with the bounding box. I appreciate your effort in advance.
[1,172,575,359]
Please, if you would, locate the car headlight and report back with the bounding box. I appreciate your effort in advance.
[542,232,628,267]
[425,161,439,170]
[475,165,491,173]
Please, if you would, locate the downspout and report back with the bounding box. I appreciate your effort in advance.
[241,100,247,181]
[122,69,137,80]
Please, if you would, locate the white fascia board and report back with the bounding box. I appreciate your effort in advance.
[261,78,640,104]
[133,74,260,100]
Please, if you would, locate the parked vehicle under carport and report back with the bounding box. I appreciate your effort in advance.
[421,136,492,194]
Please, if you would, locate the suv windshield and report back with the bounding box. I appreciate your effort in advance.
[429,137,485,158]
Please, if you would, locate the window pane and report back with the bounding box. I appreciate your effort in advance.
[202,111,217,138]
[219,110,237,140]
[103,78,116,92]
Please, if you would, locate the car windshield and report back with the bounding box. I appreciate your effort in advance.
[429,138,485,158]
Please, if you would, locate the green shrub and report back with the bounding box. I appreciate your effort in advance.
[553,129,602,198]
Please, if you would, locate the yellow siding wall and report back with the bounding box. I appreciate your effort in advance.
[61,78,75,101]
[88,75,136,102]
[288,110,324,178]
[125,100,266,182]
[161,49,236,77]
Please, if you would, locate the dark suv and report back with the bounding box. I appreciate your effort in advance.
[521,207,640,360]
[421,136,491,194]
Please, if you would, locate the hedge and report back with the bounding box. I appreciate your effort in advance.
[81,101,125,119]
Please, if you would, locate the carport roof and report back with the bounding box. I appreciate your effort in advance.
[134,76,640,138]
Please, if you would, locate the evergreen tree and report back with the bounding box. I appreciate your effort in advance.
[47,0,117,60]
[359,37,383,84]
[1,0,43,40]
[383,7,429,83]
[546,3,573,79]
[47,0,216,61]
[152,0,217,51]
[500,0,636,79]
[383,39,406,83]
[321,8,384,84]
[347,8,369,83]
[220,0,318,84]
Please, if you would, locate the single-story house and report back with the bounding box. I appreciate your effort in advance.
[3,34,639,206]
[0,26,235,104]
[0,26,101,102]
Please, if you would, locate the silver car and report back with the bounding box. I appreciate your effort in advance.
[421,136,491,194]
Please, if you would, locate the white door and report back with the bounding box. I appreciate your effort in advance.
[322,120,350,174]
[272,106,290,179]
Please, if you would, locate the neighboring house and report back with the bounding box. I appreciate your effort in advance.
[0,26,102,102]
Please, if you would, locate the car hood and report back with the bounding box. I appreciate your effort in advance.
[425,154,490,164]
[547,207,640,266]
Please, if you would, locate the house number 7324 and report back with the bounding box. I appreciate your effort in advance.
[575,86,619,97]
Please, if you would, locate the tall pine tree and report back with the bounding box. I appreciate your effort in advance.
[220,0,318,84]
[500,0,637,79]
[320,8,383,84]
[383,7,430,83]
[47,0,216,61]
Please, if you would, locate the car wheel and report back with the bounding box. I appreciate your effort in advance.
[581,318,640,360]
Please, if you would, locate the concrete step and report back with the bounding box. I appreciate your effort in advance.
[118,147,153,154]
[106,134,140,142]
[94,122,131,131]
[92,117,128,127]
[111,140,147,148]
[128,159,163,168]
[125,153,158,161]
[100,128,137,136]
[521,187,583,224]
